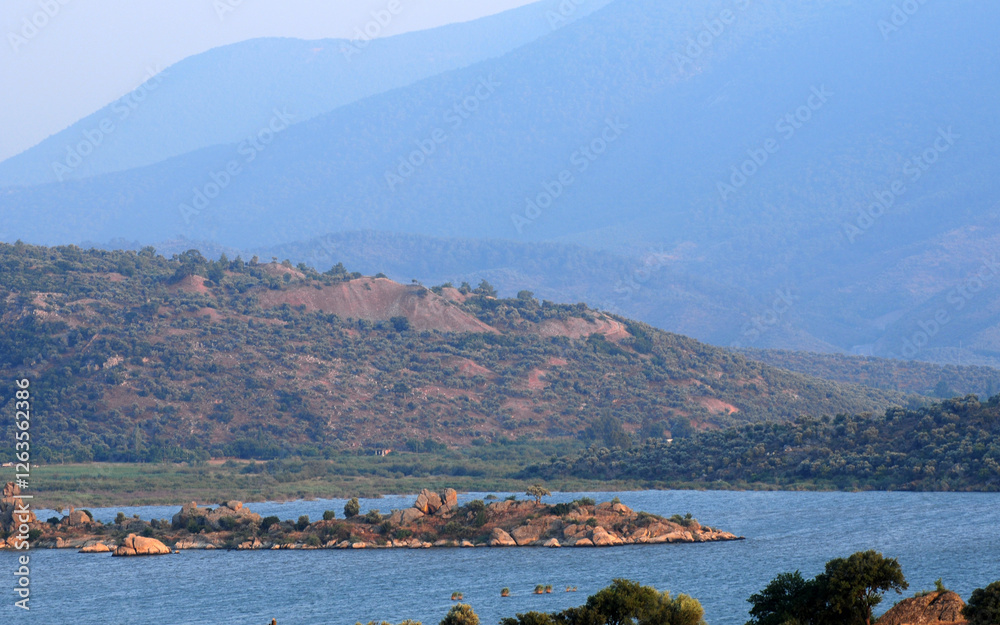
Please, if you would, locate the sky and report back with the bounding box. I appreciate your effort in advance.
[0,0,539,162]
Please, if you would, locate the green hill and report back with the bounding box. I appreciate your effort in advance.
[0,242,913,463]
[525,395,1000,491]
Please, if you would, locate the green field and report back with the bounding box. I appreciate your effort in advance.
[12,453,638,508]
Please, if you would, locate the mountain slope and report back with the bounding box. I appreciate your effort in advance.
[0,0,612,187]
[0,243,912,462]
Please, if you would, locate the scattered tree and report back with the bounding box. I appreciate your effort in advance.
[344,497,360,519]
[526,484,551,504]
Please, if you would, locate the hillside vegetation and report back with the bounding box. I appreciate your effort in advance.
[740,349,1000,399]
[0,243,910,462]
[525,395,1000,491]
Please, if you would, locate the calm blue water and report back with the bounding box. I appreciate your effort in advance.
[3,491,999,625]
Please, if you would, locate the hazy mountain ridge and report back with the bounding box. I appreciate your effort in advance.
[1,0,997,364]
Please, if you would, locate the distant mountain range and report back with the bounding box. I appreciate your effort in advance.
[0,0,611,186]
[1,0,998,366]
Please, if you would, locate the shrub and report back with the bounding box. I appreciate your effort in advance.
[441,604,479,625]
[305,534,321,547]
[296,515,310,531]
[586,518,598,527]
[344,497,360,518]
[364,509,382,524]
[260,516,280,532]
[323,510,336,521]
[964,581,1000,625]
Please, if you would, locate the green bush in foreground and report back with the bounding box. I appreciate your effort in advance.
[501,579,705,625]
[747,550,907,625]
[963,581,1000,625]
[441,604,479,625]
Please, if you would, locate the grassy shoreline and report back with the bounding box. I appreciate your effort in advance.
[6,459,940,509]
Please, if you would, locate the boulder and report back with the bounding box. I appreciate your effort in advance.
[877,591,967,625]
[612,503,633,515]
[572,538,595,547]
[237,537,263,550]
[65,508,92,527]
[414,489,443,514]
[489,528,517,547]
[113,534,171,557]
[442,488,458,508]
[543,538,561,548]
[79,543,112,553]
[511,523,546,546]
[395,507,425,525]
[590,527,623,547]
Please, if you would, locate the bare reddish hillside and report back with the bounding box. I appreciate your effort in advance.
[257,277,498,334]
[537,316,631,341]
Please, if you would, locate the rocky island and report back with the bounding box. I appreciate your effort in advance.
[0,484,741,554]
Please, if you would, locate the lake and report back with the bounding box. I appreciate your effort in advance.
[3,490,998,624]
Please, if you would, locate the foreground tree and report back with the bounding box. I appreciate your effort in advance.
[822,550,907,625]
[964,581,1000,625]
[747,571,821,625]
[747,551,907,625]
[344,497,360,518]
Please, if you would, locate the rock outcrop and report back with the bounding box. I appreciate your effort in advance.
[112,534,171,557]
[171,500,260,530]
[878,591,968,625]
[0,483,37,533]
[412,488,458,516]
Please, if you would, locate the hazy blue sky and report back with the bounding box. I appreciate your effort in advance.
[1,0,538,162]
